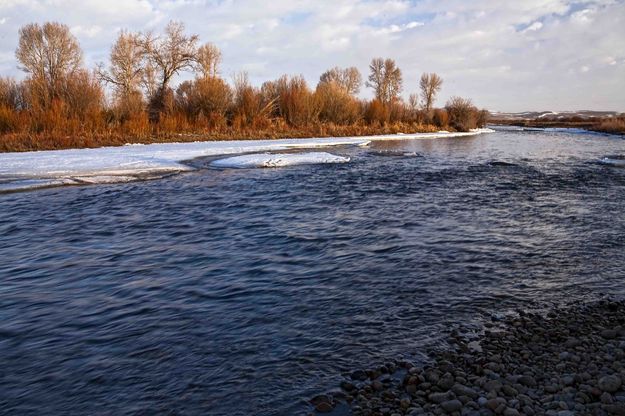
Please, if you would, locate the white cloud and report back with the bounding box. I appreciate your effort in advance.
[0,0,622,111]
[523,21,543,32]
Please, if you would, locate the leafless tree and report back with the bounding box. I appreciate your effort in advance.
[445,96,477,131]
[366,58,402,104]
[15,22,83,101]
[97,31,144,100]
[195,43,222,78]
[0,77,27,110]
[419,72,443,112]
[140,21,199,117]
[408,93,419,112]
[319,66,362,95]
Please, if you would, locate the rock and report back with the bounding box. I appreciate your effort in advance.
[599,375,622,393]
[400,398,411,409]
[604,404,625,415]
[372,380,384,391]
[314,401,333,413]
[340,381,355,392]
[310,394,331,406]
[486,397,506,411]
[502,385,518,397]
[351,370,367,381]
[429,392,451,404]
[503,408,520,416]
[602,392,615,405]
[484,379,503,392]
[601,329,618,339]
[452,384,479,400]
[438,373,456,390]
[440,399,463,413]
[518,375,537,387]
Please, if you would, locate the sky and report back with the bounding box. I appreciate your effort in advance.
[0,0,624,112]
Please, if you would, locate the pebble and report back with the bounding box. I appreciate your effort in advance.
[599,375,622,393]
[312,300,625,416]
[440,399,462,413]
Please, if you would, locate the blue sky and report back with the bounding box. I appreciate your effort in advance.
[0,0,624,112]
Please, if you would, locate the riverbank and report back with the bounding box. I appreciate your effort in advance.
[0,123,445,153]
[490,119,625,136]
[312,300,625,415]
[0,128,494,192]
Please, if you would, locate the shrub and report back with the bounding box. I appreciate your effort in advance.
[176,77,232,121]
[0,105,18,133]
[476,109,490,128]
[432,108,449,128]
[277,75,319,127]
[315,81,361,125]
[445,96,478,132]
[364,99,389,125]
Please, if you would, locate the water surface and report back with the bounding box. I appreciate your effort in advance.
[1,128,624,415]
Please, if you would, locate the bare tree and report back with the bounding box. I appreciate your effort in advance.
[319,66,362,95]
[15,22,83,101]
[140,21,199,117]
[408,93,419,112]
[366,58,402,104]
[445,96,477,132]
[97,31,144,99]
[419,72,443,112]
[195,43,222,78]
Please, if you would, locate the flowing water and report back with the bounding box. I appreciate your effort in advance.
[0,128,624,415]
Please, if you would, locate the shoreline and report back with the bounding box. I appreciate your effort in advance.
[0,129,494,193]
[490,120,625,136]
[311,299,625,415]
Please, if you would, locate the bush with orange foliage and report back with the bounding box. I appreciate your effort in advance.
[315,81,361,125]
[364,99,389,126]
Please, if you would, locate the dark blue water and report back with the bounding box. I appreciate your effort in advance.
[1,128,624,415]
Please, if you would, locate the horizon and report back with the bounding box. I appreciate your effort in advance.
[0,0,624,113]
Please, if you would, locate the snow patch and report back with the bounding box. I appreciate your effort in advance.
[0,129,494,192]
[211,152,350,168]
[599,157,625,167]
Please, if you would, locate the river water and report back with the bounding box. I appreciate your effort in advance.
[0,128,624,415]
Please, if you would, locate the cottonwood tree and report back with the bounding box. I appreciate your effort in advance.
[195,43,222,78]
[140,21,199,118]
[366,58,402,104]
[319,66,362,95]
[97,31,145,114]
[408,93,419,112]
[15,22,83,104]
[420,72,443,112]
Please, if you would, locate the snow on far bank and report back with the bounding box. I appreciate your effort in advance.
[0,129,494,192]
[599,157,625,167]
[211,152,350,168]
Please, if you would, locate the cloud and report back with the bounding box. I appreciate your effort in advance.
[0,0,623,111]
[523,21,543,32]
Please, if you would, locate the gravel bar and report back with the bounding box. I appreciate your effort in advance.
[309,299,625,416]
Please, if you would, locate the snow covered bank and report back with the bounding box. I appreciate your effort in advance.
[0,129,493,192]
[211,152,350,168]
[599,157,625,167]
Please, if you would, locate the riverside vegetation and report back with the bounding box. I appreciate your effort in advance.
[0,21,489,152]
[310,300,625,416]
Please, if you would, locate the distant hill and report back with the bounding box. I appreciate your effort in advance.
[490,110,621,120]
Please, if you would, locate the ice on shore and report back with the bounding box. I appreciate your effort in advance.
[0,129,494,192]
[211,152,350,168]
[599,157,625,167]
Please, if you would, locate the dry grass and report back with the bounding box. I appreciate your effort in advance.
[0,121,440,153]
[594,117,625,135]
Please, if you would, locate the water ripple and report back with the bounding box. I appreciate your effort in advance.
[0,130,624,415]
